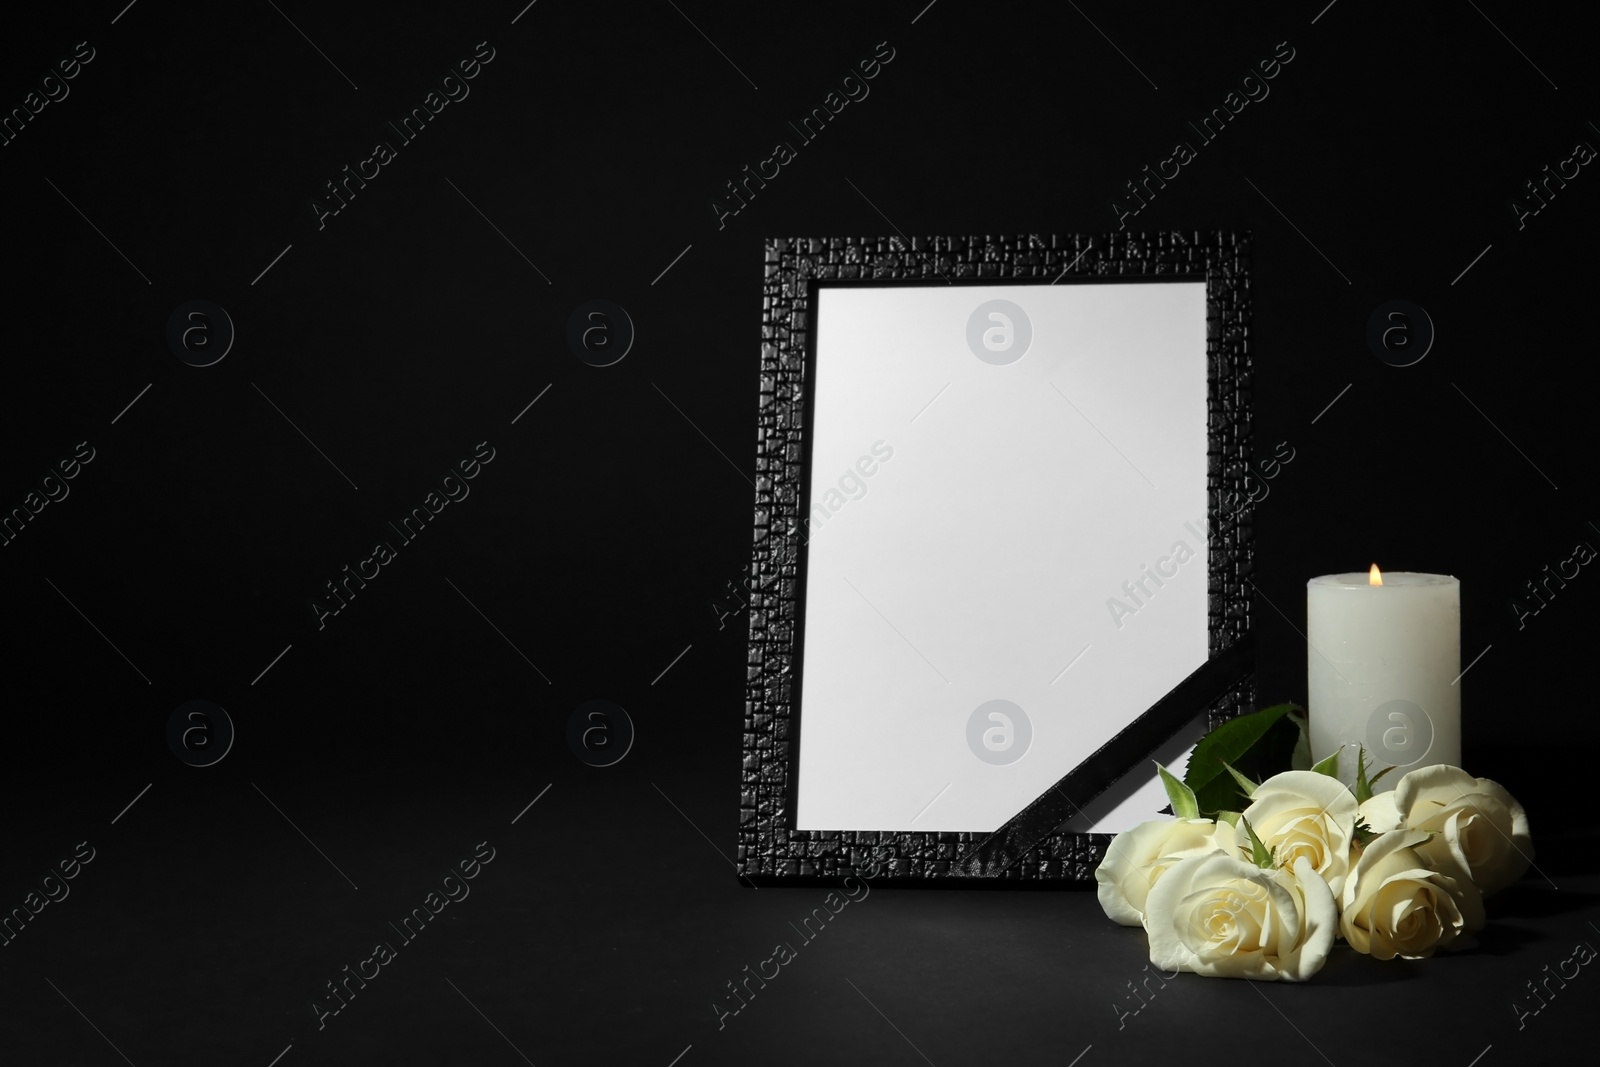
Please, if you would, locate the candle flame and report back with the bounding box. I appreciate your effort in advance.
[1369,563,1383,586]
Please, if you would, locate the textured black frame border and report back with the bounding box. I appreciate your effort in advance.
[740,232,1253,883]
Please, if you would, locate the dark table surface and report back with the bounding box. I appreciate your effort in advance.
[3,763,1595,1066]
[4,1,1598,1063]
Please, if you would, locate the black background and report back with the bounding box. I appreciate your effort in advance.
[2,2,1596,1064]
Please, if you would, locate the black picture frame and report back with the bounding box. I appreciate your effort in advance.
[739,232,1255,883]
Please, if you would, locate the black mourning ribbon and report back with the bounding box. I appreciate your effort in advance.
[955,635,1254,877]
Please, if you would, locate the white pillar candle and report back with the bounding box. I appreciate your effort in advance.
[1306,567,1460,791]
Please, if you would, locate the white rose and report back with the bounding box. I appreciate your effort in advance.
[1144,852,1337,981]
[1095,818,1236,926]
[1393,765,1532,895]
[1341,828,1484,958]
[1239,770,1359,897]
[1357,791,1401,834]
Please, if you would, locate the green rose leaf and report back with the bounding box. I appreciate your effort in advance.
[1222,761,1259,798]
[1156,762,1200,820]
[1352,746,1396,804]
[1354,746,1372,804]
[1183,703,1303,815]
[1239,815,1275,869]
[1309,749,1340,777]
